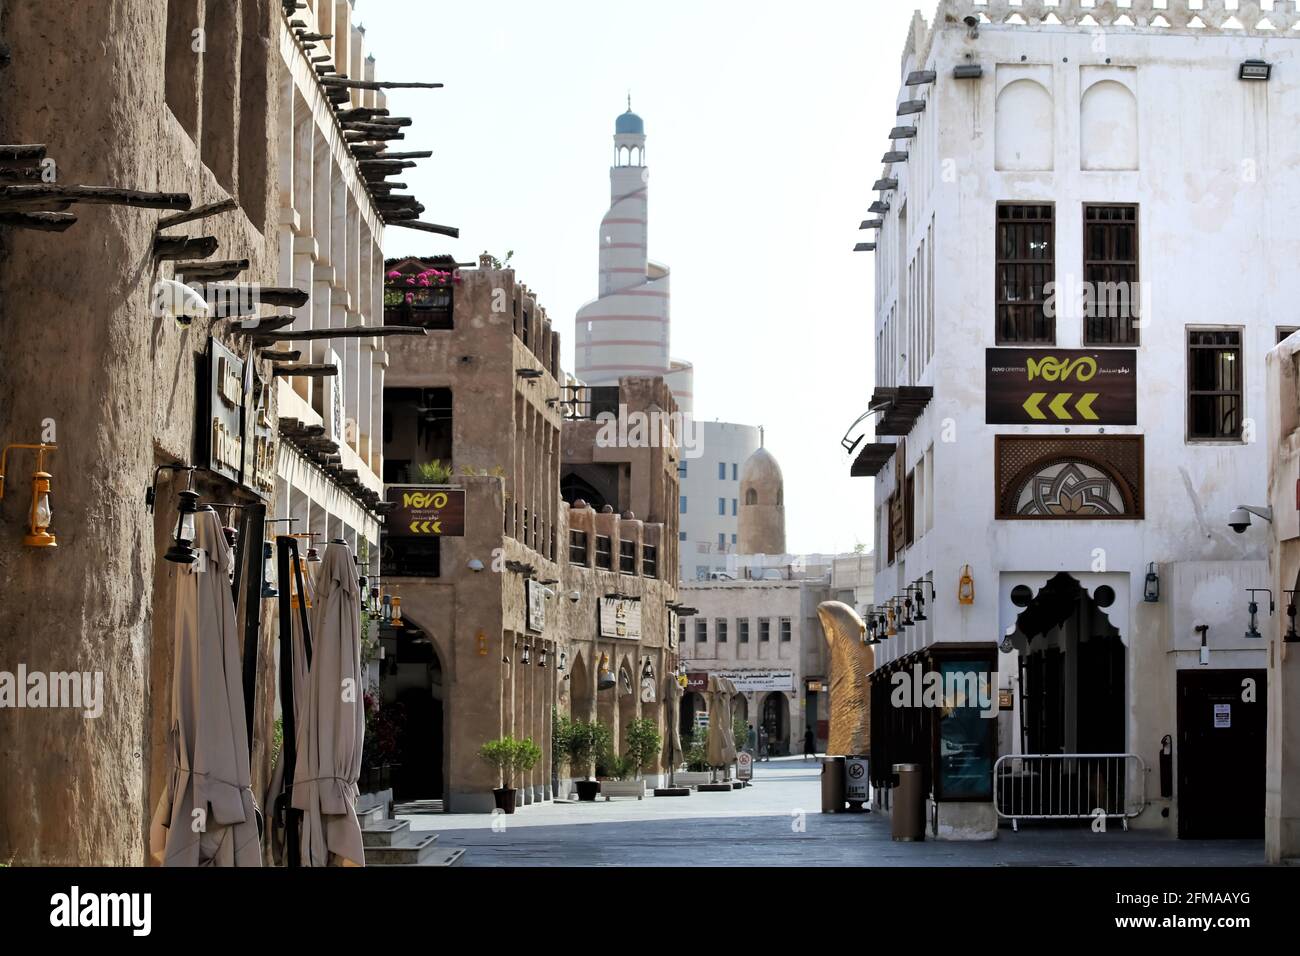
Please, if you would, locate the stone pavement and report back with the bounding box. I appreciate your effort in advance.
[401,757,1265,867]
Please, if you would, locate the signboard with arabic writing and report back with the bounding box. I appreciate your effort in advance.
[986,349,1136,425]
[385,485,466,537]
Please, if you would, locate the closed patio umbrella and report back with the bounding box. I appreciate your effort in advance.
[706,675,728,769]
[291,541,365,867]
[664,673,684,779]
[720,677,738,765]
[266,552,314,865]
[150,508,262,867]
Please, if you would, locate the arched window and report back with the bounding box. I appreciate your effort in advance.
[745,488,758,505]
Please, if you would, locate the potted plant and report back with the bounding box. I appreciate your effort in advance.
[567,721,610,802]
[677,728,714,788]
[602,718,661,800]
[479,736,541,814]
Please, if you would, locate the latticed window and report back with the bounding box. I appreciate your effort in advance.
[1083,205,1139,345]
[1188,330,1243,441]
[619,540,637,574]
[642,544,658,578]
[568,530,589,566]
[595,535,612,570]
[996,203,1055,344]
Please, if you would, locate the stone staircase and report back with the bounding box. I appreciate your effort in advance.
[359,796,464,867]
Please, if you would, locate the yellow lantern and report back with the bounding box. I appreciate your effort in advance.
[0,443,58,548]
[391,595,404,628]
[958,565,975,605]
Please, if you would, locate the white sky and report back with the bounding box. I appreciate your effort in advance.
[361,0,922,555]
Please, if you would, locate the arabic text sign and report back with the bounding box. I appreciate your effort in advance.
[986,349,1136,425]
[712,669,794,693]
[386,485,466,537]
[599,597,642,640]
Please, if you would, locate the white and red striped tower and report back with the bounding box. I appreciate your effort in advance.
[576,101,694,414]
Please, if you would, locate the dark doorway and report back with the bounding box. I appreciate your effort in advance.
[680,692,705,741]
[761,692,789,755]
[1177,669,1266,839]
[382,625,445,803]
[1013,574,1126,755]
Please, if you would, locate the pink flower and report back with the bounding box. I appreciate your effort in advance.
[386,270,401,279]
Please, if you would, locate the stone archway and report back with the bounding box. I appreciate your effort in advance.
[377,615,446,804]
[761,691,790,755]
[570,649,593,722]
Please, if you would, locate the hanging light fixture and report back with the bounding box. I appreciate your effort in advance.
[910,585,928,622]
[260,540,278,598]
[958,565,975,605]
[1196,625,1210,666]
[370,584,382,621]
[886,604,898,638]
[165,488,201,564]
[1245,588,1273,640]
[900,594,915,628]
[391,595,404,628]
[521,643,531,666]
[380,593,392,624]
[1144,563,1160,603]
[477,629,489,656]
[557,650,567,671]
[538,645,548,668]
[597,651,616,690]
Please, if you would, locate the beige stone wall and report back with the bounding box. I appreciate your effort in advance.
[0,0,282,864]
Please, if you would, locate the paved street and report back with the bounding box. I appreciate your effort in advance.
[402,757,1265,867]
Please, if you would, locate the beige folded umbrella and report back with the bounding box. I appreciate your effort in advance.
[664,674,684,775]
[291,541,365,867]
[266,554,314,865]
[706,675,727,768]
[720,677,738,764]
[150,509,262,867]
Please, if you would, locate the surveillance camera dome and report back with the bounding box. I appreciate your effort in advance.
[467,558,485,572]
[964,14,979,27]
[568,590,581,603]
[1228,508,1251,534]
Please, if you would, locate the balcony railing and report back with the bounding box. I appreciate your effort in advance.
[384,285,454,330]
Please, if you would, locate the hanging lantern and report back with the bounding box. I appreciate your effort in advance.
[370,585,382,621]
[886,605,898,637]
[901,596,914,628]
[1144,562,1160,603]
[0,443,58,548]
[521,644,531,665]
[1244,599,1262,640]
[557,649,567,671]
[1285,592,1299,644]
[381,593,392,624]
[957,565,975,605]
[597,651,616,690]
[912,586,928,622]
[164,489,200,564]
[261,540,278,598]
[477,629,489,656]
[391,595,404,628]
[538,646,548,668]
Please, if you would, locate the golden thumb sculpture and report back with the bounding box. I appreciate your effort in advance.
[817,601,874,756]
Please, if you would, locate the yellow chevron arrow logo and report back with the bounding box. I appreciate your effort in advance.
[409,520,443,535]
[1076,393,1099,420]
[1048,393,1073,420]
[1023,393,1047,420]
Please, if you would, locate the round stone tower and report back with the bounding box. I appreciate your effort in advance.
[737,439,786,556]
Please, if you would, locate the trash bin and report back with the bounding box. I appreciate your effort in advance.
[845,756,870,812]
[891,763,924,841]
[820,756,846,813]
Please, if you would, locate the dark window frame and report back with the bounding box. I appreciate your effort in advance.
[642,543,658,579]
[618,539,637,574]
[779,618,792,643]
[1187,327,1244,443]
[759,618,771,643]
[568,530,589,566]
[695,619,708,643]
[595,534,613,570]
[1083,203,1140,346]
[716,619,728,643]
[996,202,1056,345]
[739,619,750,643]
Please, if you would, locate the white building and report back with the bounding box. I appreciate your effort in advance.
[856,0,1291,842]
[273,0,388,595]
[678,422,760,581]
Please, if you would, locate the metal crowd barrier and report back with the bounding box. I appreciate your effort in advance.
[993,753,1147,831]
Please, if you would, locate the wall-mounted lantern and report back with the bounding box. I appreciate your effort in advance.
[597,651,616,690]
[1196,624,1210,666]
[1244,589,1274,640]
[0,443,59,549]
[390,595,404,628]
[521,643,531,666]
[557,649,567,671]
[957,565,975,605]
[164,488,201,565]
[1144,562,1160,603]
[477,629,488,656]
[380,593,392,624]
[538,646,548,668]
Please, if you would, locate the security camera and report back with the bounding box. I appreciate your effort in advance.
[568,590,581,604]
[1228,508,1252,534]
[964,14,980,38]
[467,558,485,572]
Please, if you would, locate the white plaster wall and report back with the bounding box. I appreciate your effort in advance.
[678,422,761,581]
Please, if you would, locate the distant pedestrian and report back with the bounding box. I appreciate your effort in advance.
[758,733,769,762]
[803,727,816,760]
